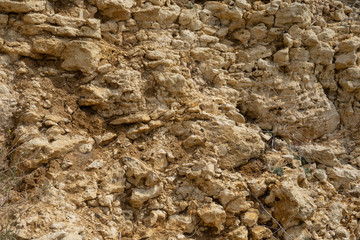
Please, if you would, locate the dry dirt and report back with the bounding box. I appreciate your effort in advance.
[1,0,360,239]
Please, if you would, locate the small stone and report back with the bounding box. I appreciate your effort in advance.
[241,208,259,227]
[87,159,104,170]
[229,226,248,240]
[250,226,272,240]
[197,202,226,232]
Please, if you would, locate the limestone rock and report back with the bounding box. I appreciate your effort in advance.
[130,184,163,208]
[241,208,259,227]
[297,144,340,167]
[229,226,248,240]
[110,113,150,125]
[335,52,357,70]
[96,0,134,20]
[327,165,360,189]
[205,121,265,169]
[0,0,46,13]
[197,202,226,232]
[275,3,312,28]
[32,37,65,57]
[61,41,101,74]
[166,214,195,233]
[250,226,272,240]
[265,180,316,228]
[247,178,267,197]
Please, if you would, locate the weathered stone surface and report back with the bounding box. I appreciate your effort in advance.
[32,37,65,57]
[61,41,101,74]
[250,226,272,240]
[130,184,163,208]
[96,0,134,20]
[265,180,316,228]
[297,144,340,167]
[197,202,226,232]
[229,226,248,240]
[275,3,312,28]
[0,0,46,13]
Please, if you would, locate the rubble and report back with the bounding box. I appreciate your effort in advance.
[0,0,360,239]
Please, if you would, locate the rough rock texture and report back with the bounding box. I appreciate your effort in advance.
[0,0,360,240]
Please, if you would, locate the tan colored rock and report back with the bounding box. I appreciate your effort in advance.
[96,0,134,20]
[273,48,289,66]
[303,30,320,47]
[229,226,248,240]
[265,180,316,228]
[166,214,195,233]
[250,23,267,41]
[241,208,259,227]
[247,178,267,197]
[0,13,8,24]
[327,165,360,189]
[204,1,243,20]
[309,43,334,65]
[32,37,65,57]
[339,37,360,52]
[110,113,150,125]
[289,48,309,61]
[197,202,226,232]
[335,52,357,70]
[144,210,167,227]
[0,0,46,13]
[250,226,272,240]
[232,29,250,46]
[23,13,47,24]
[178,9,196,26]
[274,3,311,28]
[298,144,340,167]
[122,156,157,186]
[1,41,39,58]
[182,135,205,149]
[130,184,163,208]
[61,40,101,74]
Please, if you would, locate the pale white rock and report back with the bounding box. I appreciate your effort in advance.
[87,160,104,170]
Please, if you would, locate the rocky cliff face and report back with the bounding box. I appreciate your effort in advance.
[1,0,360,239]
